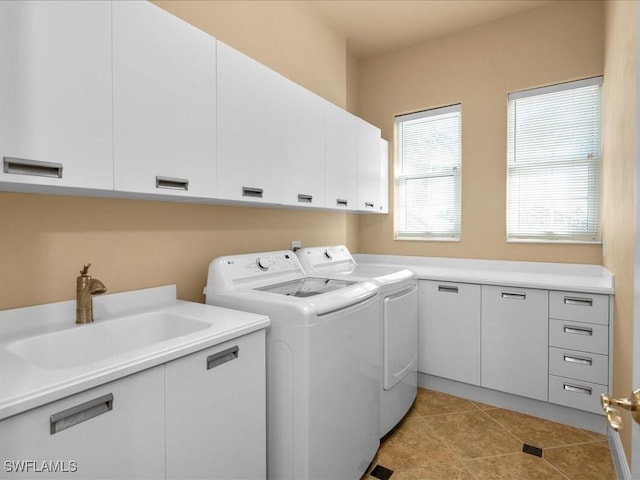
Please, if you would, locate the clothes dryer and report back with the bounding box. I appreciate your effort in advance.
[296,245,418,437]
[205,251,381,480]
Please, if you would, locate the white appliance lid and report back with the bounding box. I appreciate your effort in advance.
[256,277,356,297]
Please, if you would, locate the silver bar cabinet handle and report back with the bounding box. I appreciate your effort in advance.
[242,186,263,198]
[564,325,593,336]
[438,285,459,294]
[336,199,348,207]
[156,176,189,191]
[4,156,63,179]
[564,296,593,307]
[563,354,593,366]
[564,383,592,395]
[297,194,313,204]
[207,346,239,370]
[501,291,526,300]
[50,393,113,434]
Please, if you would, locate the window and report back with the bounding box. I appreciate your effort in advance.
[507,77,602,242]
[394,104,461,240]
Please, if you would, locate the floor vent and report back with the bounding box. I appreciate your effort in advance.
[369,464,394,480]
[522,443,543,457]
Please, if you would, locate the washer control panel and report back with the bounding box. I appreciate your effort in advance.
[220,251,303,280]
[297,245,354,270]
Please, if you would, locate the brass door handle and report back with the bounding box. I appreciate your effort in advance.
[601,390,640,431]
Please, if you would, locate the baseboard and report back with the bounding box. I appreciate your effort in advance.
[418,373,607,434]
[608,427,632,480]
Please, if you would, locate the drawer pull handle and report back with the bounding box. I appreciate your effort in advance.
[242,186,263,198]
[564,325,593,336]
[336,198,348,207]
[4,156,63,179]
[207,345,239,370]
[438,285,459,294]
[297,194,313,203]
[501,291,526,300]
[156,176,189,191]
[564,296,593,307]
[564,383,592,395]
[50,393,113,434]
[563,355,593,366]
[364,202,375,209]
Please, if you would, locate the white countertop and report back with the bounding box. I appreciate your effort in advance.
[354,254,614,295]
[0,285,269,421]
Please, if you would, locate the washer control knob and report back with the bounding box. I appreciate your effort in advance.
[324,250,333,259]
[256,258,269,271]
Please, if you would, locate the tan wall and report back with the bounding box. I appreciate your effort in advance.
[0,193,357,309]
[0,1,356,311]
[602,0,637,466]
[357,1,604,264]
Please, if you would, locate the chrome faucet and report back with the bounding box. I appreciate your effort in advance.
[76,264,107,324]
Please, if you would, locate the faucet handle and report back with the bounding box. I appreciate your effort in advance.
[80,263,92,276]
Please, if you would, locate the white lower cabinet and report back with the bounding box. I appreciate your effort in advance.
[418,281,481,385]
[547,290,610,414]
[481,285,548,401]
[0,332,267,479]
[165,331,266,479]
[0,366,166,479]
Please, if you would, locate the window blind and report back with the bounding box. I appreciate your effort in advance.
[507,77,602,242]
[395,104,461,240]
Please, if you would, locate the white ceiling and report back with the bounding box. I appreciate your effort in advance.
[305,0,552,59]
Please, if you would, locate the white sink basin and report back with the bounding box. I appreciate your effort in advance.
[8,312,210,370]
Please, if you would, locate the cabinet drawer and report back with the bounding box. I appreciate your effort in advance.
[548,375,607,414]
[548,347,608,385]
[549,291,609,325]
[549,319,608,354]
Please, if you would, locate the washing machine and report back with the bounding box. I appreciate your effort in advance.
[296,245,418,438]
[205,250,381,480]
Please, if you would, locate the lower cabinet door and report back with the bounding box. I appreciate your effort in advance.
[481,285,549,401]
[419,281,481,385]
[0,366,165,479]
[165,331,266,479]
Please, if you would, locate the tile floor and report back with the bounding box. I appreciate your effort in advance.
[364,388,617,480]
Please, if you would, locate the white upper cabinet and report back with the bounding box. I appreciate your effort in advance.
[355,116,383,212]
[217,41,283,204]
[113,1,217,198]
[0,1,113,190]
[325,103,357,210]
[281,80,325,208]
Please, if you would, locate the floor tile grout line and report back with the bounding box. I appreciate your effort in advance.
[543,438,614,450]
[540,456,573,480]
[481,408,603,451]
[475,408,528,448]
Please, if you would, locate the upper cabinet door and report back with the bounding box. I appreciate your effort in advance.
[217,42,283,204]
[281,80,325,208]
[0,1,113,190]
[355,117,382,212]
[113,1,217,198]
[325,103,357,211]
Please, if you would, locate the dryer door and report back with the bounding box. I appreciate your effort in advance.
[383,283,419,390]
